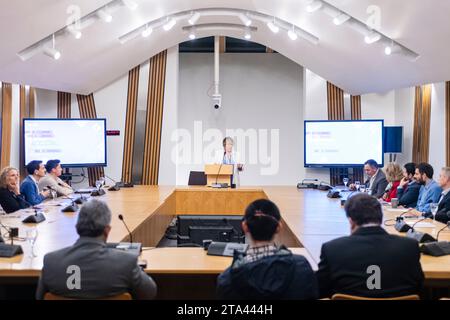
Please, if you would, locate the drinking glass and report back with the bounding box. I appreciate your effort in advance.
[430,203,439,221]
[355,181,361,191]
[26,228,38,258]
[343,178,349,189]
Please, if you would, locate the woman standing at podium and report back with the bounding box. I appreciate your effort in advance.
[215,137,244,186]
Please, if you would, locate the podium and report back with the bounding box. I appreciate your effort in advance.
[204,164,233,187]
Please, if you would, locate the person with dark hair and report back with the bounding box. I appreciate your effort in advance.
[216,199,318,300]
[38,159,73,196]
[350,159,388,198]
[36,199,157,300]
[397,162,421,208]
[413,163,442,215]
[0,167,30,213]
[20,161,51,206]
[316,193,424,298]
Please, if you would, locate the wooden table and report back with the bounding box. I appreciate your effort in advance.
[0,186,449,298]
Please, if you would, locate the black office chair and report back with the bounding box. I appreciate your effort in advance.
[188,171,207,186]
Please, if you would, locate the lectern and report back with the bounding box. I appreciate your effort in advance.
[204,164,233,187]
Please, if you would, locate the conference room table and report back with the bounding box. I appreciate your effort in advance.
[0,185,449,299]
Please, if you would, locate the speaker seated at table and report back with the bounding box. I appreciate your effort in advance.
[204,164,233,187]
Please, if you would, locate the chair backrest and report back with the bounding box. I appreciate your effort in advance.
[44,292,132,300]
[188,171,207,186]
[331,294,420,301]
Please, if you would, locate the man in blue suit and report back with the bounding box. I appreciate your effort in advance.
[20,160,51,206]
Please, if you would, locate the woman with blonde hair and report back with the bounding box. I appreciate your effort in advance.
[382,162,404,202]
[0,167,30,213]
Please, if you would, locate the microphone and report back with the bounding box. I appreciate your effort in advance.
[420,222,450,257]
[212,153,225,188]
[118,214,133,244]
[406,217,437,243]
[394,209,414,232]
[0,220,23,257]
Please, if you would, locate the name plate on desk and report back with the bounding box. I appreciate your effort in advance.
[106,242,142,257]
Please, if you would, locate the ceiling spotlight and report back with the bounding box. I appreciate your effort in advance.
[44,47,61,60]
[67,26,82,39]
[364,31,381,44]
[267,19,279,33]
[122,0,138,10]
[97,9,112,23]
[163,18,176,31]
[141,26,153,38]
[188,12,201,25]
[239,13,252,27]
[244,30,252,40]
[307,0,323,13]
[288,26,298,40]
[384,42,401,56]
[189,29,196,40]
[333,13,351,25]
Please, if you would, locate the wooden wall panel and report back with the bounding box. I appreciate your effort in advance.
[57,92,71,119]
[121,66,140,183]
[1,83,12,169]
[412,85,432,164]
[76,93,104,186]
[327,82,345,186]
[142,51,167,185]
[446,82,450,166]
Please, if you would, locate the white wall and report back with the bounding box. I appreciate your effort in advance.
[429,83,446,172]
[177,53,303,186]
[9,85,20,169]
[93,73,128,183]
[394,87,415,166]
[301,69,331,184]
[159,46,179,185]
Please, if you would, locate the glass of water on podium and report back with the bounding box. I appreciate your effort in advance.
[355,181,361,191]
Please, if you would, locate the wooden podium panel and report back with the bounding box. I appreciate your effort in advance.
[204,164,233,186]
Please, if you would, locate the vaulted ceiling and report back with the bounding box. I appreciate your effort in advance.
[1,0,449,95]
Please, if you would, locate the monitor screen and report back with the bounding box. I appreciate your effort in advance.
[304,120,384,168]
[23,118,107,167]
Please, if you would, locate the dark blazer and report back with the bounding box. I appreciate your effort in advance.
[397,181,421,209]
[316,226,424,299]
[435,192,450,224]
[36,237,157,300]
[20,175,45,206]
[0,187,30,213]
[365,170,388,199]
[217,248,318,300]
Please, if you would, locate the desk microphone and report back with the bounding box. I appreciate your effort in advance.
[394,209,414,232]
[212,153,225,188]
[406,217,436,243]
[118,214,133,244]
[420,222,450,256]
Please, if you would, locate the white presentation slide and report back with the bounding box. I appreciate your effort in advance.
[305,121,383,167]
[24,119,106,166]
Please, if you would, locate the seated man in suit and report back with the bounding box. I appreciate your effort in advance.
[397,163,421,208]
[350,159,388,199]
[20,161,51,206]
[0,167,30,213]
[434,167,450,223]
[36,199,157,300]
[316,193,424,299]
[38,159,73,197]
[411,163,442,217]
[217,199,318,300]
